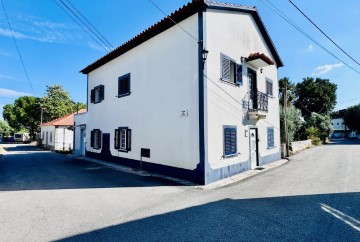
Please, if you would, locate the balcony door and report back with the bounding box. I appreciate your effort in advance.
[248,68,257,110]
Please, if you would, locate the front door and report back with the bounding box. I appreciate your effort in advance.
[80,127,86,156]
[249,128,259,169]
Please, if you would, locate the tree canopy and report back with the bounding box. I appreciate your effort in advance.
[0,120,14,136]
[41,85,86,123]
[343,104,360,133]
[294,77,337,118]
[3,96,41,138]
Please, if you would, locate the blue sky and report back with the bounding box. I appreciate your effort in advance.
[1,0,360,116]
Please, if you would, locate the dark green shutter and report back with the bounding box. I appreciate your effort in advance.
[90,130,94,147]
[99,85,104,101]
[114,129,119,149]
[127,129,131,151]
[90,89,95,103]
[98,131,102,149]
[236,64,242,85]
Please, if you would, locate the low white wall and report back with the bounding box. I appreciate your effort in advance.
[291,140,312,153]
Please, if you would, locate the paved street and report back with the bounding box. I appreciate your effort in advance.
[0,141,359,241]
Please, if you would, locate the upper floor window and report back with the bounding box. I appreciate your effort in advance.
[90,129,102,149]
[266,78,273,96]
[118,73,131,97]
[221,54,242,85]
[223,126,237,157]
[90,85,104,104]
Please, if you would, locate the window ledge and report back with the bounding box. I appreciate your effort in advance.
[219,78,241,87]
[118,149,129,153]
[222,153,240,159]
[117,92,131,98]
[267,146,276,150]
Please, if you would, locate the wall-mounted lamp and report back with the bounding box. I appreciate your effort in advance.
[260,68,263,73]
[241,56,245,63]
[202,49,209,68]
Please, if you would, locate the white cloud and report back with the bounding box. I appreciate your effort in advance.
[0,74,18,81]
[306,44,314,52]
[0,88,32,98]
[312,63,344,76]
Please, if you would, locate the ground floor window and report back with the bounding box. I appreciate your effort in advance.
[91,129,102,149]
[223,126,237,157]
[267,127,274,148]
[114,127,131,152]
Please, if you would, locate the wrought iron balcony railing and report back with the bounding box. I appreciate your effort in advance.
[249,91,268,112]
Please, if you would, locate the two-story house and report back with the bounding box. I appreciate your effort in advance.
[79,0,283,185]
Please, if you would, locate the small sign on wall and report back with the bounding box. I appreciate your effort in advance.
[180,109,188,117]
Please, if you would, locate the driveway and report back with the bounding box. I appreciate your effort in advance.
[0,141,359,241]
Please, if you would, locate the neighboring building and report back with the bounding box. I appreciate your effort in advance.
[74,111,88,157]
[40,110,86,150]
[80,0,283,185]
[331,110,359,139]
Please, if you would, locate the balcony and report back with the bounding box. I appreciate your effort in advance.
[244,91,268,120]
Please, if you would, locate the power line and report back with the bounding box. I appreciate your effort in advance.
[258,0,360,75]
[146,0,200,43]
[1,0,36,96]
[64,0,114,50]
[288,0,360,67]
[52,0,111,52]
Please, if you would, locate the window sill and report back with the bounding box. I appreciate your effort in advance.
[223,153,240,159]
[117,92,131,98]
[220,78,241,87]
[267,146,276,150]
[118,148,129,153]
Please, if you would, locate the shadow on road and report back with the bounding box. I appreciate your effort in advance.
[0,145,182,191]
[58,192,360,241]
[327,139,360,145]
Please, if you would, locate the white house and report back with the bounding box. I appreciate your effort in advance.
[74,111,88,156]
[80,0,283,185]
[331,110,359,139]
[40,109,86,151]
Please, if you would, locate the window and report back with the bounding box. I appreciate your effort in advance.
[118,73,131,97]
[223,126,237,157]
[90,129,102,149]
[221,54,242,85]
[90,85,104,103]
[50,132,52,143]
[267,127,275,148]
[115,127,131,152]
[42,132,44,140]
[266,79,273,96]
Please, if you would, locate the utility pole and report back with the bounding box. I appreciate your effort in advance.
[40,107,45,125]
[284,81,290,157]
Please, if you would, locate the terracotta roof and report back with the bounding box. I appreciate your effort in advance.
[41,109,86,127]
[245,52,275,65]
[81,0,283,74]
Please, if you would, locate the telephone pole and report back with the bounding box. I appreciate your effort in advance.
[284,81,290,157]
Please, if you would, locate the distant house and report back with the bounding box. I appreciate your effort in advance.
[40,109,86,150]
[74,111,88,156]
[79,0,283,185]
[331,109,359,139]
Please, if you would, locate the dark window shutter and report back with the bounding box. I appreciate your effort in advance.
[224,127,237,156]
[267,127,274,147]
[236,64,243,85]
[127,129,131,151]
[90,89,95,103]
[124,77,130,94]
[90,130,94,147]
[98,131,102,149]
[118,78,123,96]
[221,55,230,81]
[99,85,104,101]
[114,129,119,149]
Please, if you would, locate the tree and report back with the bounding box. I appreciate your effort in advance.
[279,77,296,106]
[280,105,303,144]
[3,96,41,139]
[294,77,337,118]
[0,120,14,136]
[303,113,333,143]
[41,85,86,123]
[343,104,360,133]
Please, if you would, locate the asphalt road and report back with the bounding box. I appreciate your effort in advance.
[0,141,359,241]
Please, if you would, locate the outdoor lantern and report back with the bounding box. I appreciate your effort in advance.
[202,49,209,67]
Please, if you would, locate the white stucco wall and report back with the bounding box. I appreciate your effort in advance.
[40,126,55,149]
[54,126,73,151]
[204,9,281,169]
[86,14,200,170]
[332,118,346,131]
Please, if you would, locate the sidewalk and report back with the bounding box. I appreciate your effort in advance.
[76,155,289,189]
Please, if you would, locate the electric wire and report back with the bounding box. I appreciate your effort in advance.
[52,0,111,52]
[147,0,200,43]
[288,0,360,67]
[1,0,36,96]
[258,0,360,75]
[58,0,112,52]
[63,0,114,50]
